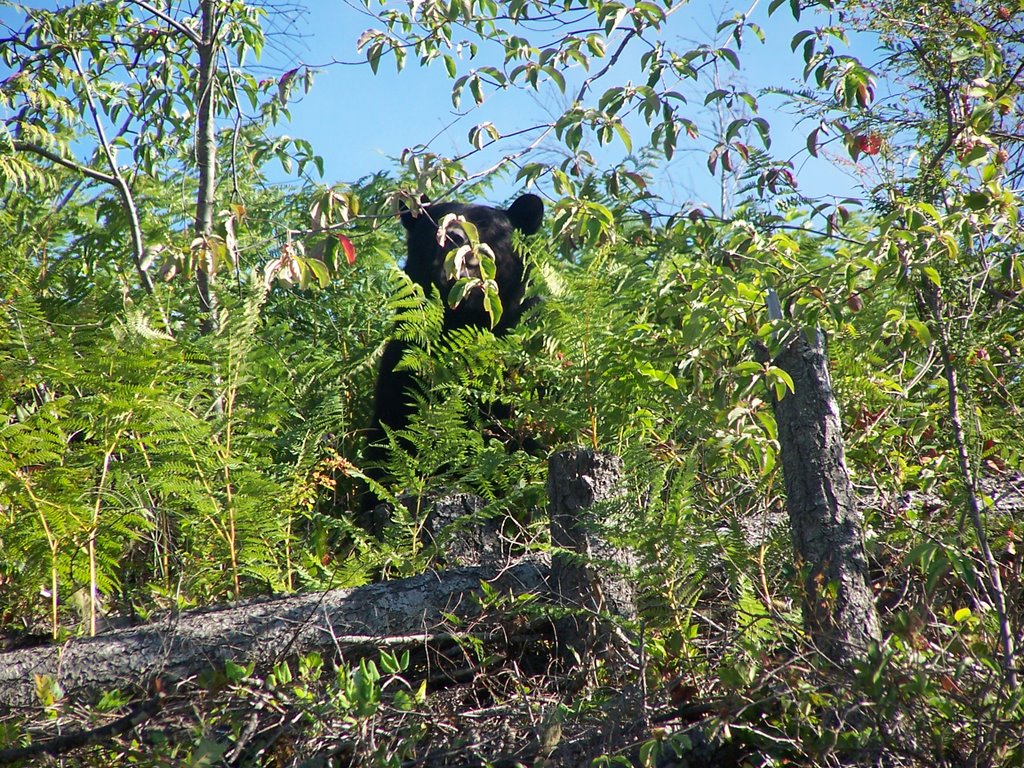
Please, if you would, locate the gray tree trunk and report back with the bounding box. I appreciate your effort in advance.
[770,331,881,664]
[548,448,636,664]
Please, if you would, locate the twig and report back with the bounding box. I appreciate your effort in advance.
[0,696,161,765]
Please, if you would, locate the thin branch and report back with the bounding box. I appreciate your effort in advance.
[221,47,245,203]
[52,113,135,215]
[11,141,117,185]
[68,49,154,294]
[921,282,1019,692]
[129,0,201,45]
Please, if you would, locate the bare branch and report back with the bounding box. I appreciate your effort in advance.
[69,49,153,294]
[10,141,117,185]
[921,282,1019,692]
[129,0,202,46]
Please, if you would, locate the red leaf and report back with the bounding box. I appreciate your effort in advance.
[337,234,356,266]
[857,132,882,155]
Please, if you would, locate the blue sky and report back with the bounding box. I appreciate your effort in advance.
[0,1,875,211]
[276,0,875,211]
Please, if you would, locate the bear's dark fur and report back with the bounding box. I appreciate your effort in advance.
[366,193,544,478]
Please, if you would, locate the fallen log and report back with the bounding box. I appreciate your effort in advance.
[0,559,548,708]
[1,450,639,711]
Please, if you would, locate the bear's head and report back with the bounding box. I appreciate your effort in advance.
[400,193,544,332]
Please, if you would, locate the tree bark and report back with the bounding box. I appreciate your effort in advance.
[0,560,547,708]
[548,448,636,663]
[770,331,881,664]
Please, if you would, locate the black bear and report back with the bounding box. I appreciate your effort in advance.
[366,193,544,484]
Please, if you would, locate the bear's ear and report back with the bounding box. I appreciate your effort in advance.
[506,193,544,235]
[399,194,432,231]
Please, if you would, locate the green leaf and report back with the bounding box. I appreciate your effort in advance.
[546,66,566,92]
[725,117,746,141]
[907,319,933,346]
[380,650,401,674]
[470,75,484,103]
[460,219,480,245]
[635,1,666,26]
[964,190,990,209]
[637,361,678,390]
[587,34,607,57]
[790,29,814,52]
[483,287,503,328]
[732,361,763,375]
[448,279,472,308]
[639,739,659,767]
[704,88,728,105]
[950,44,975,63]
[921,266,941,287]
[305,257,330,288]
[599,3,628,34]
[225,660,249,682]
[751,117,770,148]
[368,42,384,74]
[612,121,632,152]
[663,118,677,160]
[718,47,740,69]
[770,366,795,400]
